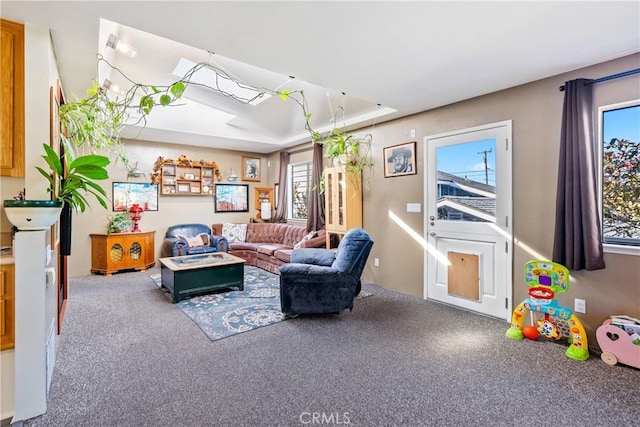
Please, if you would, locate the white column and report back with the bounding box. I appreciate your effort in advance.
[13,230,57,422]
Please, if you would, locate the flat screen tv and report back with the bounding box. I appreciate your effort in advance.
[112,182,159,211]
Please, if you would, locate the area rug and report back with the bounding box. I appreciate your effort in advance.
[150,266,372,342]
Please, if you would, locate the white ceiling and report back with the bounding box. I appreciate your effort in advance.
[2,1,639,154]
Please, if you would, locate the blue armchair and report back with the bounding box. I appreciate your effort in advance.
[279,228,374,315]
[160,223,228,257]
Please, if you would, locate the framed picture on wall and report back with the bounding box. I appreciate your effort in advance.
[383,141,417,178]
[215,184,249,212]
[242,156,261,182]
[112,182,159,211]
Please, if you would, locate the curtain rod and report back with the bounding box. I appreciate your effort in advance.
[284,146,314,155]
[558,68,640,91]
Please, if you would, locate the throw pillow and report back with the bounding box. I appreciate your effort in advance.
[294,230,317,249]
[197,233,210,247]
[176,234,207,248]
[222,223,247,243]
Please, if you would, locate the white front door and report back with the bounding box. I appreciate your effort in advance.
[424,121,512,320]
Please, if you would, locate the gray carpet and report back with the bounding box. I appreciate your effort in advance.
[22,267,640,426]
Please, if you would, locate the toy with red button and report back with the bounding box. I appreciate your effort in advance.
[506,260,589,361]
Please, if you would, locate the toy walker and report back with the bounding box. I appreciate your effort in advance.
[596,319,640,368]
[506,260,589,361]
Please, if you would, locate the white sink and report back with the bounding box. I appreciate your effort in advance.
[3,200,63,230]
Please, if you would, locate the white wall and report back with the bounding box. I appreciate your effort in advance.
[67,140,276,277]
[0,22,60,421]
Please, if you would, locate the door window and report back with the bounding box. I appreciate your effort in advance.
[435,138,496,223]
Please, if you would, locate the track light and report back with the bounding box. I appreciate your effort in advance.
[106,34,138,58]
[102,79,125,95]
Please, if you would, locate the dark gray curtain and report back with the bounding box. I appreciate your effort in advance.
[273,152,289,223]
[306,143,325,232]
[552,78,605,271]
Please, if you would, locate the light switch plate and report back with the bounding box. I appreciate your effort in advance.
[407,203,421,213]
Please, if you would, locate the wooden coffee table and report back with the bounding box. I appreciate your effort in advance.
[159,252,246,303]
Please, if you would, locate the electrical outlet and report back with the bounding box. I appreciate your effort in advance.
[374,258,379,267]
[574,298,586,314]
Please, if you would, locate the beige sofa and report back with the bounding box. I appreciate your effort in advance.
[212,223,327,275]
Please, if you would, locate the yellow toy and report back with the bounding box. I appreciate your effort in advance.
[506,260,589,361]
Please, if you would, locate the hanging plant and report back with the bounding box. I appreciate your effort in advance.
[61,56,318,168]
[318,106,375,189]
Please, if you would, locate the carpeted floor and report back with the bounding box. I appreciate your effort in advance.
[20,267,640,426]
[149,266,372,341]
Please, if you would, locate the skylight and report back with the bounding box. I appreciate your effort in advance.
[173,58,271,106]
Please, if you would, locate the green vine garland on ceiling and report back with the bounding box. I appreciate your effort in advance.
[59,55,374,182]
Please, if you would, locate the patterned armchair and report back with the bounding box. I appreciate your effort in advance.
[279,228,374,315]
[160,223,228,257]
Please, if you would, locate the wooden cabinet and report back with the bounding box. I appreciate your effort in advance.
[0,19,25,177]
[0,262,15,350]
[254,187,273,218]
[90,231,155,275]
[160,162,215,196]
[324,166,362,248]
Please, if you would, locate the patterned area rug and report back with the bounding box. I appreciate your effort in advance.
[150,266,371,341]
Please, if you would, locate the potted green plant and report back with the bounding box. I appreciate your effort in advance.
[36,143,110,212]
[41,143,110,254]
[3,144,110,231]
[106,211,133,234]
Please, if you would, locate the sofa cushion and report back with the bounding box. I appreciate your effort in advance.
[257,244,290,256]
[222,223,247,243]
[229,241,262,251]
[274,249,293,263]
[291,248,336,266]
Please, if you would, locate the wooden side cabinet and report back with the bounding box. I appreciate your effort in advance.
[0,19,25,177]
[90,231,155,275]
[0,263,15,350]
[324,166,362,248]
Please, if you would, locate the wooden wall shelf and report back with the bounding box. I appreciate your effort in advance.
[159,163,215,196]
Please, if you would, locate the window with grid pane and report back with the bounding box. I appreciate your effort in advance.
[288,161,312,220]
